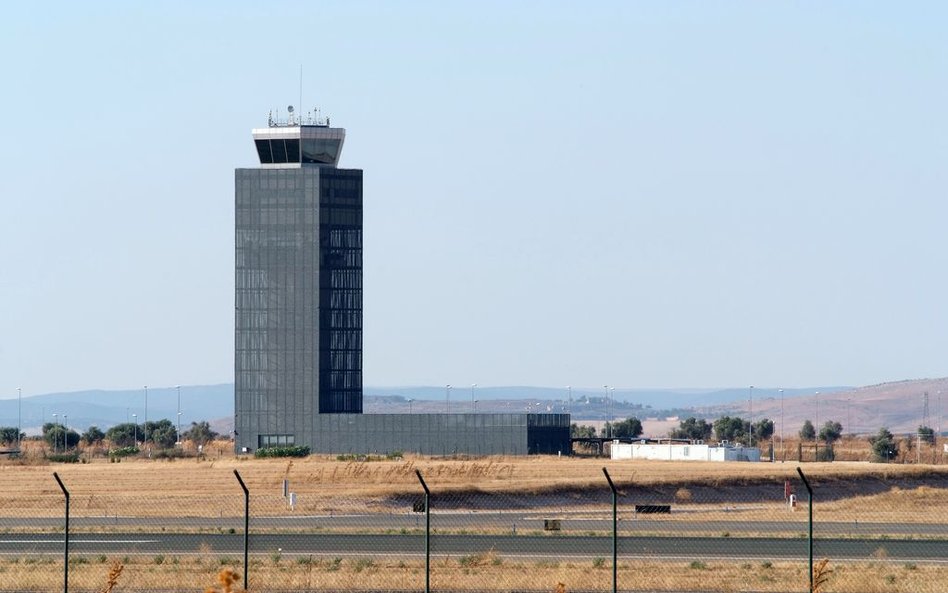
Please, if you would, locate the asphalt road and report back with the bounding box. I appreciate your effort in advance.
[0,532,944,562]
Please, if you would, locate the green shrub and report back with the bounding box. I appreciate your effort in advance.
[816,445,836,462]
[109,446,140,459]
[689,561,707,570]
[152,448,195,460]
[254,445,310,458]
[353,558,374,573]
[47,453,81,463]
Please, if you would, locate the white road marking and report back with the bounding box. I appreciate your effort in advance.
[0,539,159,544]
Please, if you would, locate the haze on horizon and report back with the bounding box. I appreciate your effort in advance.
[1,2,946,398]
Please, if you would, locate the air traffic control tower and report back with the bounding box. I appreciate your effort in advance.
[235,108,569,455]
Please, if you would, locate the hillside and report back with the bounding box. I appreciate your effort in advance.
[0,378,942,437]
[713,378,947,436]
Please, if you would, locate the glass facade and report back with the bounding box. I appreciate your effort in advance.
[235,166,362,451]
[235,124,571,456]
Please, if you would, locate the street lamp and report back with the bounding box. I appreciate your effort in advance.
[471,384,476,413]
[132,413,138,447]
[847,396,852,436]
[16,387,21,452]
[176,412,183,445]
[603,385,610,438]
[407,399,413,414]
[52,413,58,453]
[567,386,572,415]
[143,385,149,447]
[176,385,182,443]
[63,415,68,451]
[815,391,821,433]
[445,385,451,414]
[779,389,784,458]
[748,385,754,448]
[610,387,616,425]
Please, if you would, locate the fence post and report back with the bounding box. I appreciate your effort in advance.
[53,472,69,593]
[797,467,814,592]
[233,469,250,590]
[602,468,618,593]
[415,469,431,593]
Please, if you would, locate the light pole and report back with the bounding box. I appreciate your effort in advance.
[132,414,138,447]
[176,385,181,443]
[937,390,942,436]
[408,399,413,414]
[445,384,451,414]
[815,391,820,433]
[567,386,572,415]
[63,414,68,451]
[847,396,852,436]
[176,412,182,445]
[52,413,58,453]
[779,389,784,458]
[471,384,476,413]
[748,385,754,448]
[16,387,21,452]
[474,400,478,414]
[143,385,149,447]
[603,385,610,438]
[610,387,616,425]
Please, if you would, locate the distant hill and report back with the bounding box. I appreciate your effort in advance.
[2,379,939,437]
[0,383,848,435]
[363,385,850,409]
[0,384,232,435]
[712,378,948,435]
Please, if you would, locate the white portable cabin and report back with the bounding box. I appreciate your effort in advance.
[610,441,761,462]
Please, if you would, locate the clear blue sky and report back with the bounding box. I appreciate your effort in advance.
[1,2,946,397]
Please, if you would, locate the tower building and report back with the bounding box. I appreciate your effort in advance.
[235,109,571,456]
[235,109,362,451]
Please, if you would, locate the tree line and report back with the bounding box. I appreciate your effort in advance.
[0,419,220,452]
[570,414,940,463]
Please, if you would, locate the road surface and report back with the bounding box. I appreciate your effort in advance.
[0,532,944,562]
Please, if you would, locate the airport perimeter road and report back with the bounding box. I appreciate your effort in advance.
[0,515,946,537]
[0,533,945,562]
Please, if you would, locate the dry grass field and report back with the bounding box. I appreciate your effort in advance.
[1,555,944,593]
[1,444,946,521]
[1,447,947,592]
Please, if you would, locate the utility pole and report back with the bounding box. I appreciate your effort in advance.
[16,387,22,452]
[748,385,754,448]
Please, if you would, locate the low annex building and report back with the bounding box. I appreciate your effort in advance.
[610,440,761,462]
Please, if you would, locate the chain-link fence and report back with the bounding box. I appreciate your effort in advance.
[1,453,946,592]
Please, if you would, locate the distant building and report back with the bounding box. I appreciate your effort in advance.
[610,441,761,462]
[234,109,569,455]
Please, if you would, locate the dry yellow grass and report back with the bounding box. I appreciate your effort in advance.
[2,449,944,592]
[0,556,945,593]
[1,452,946,521]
